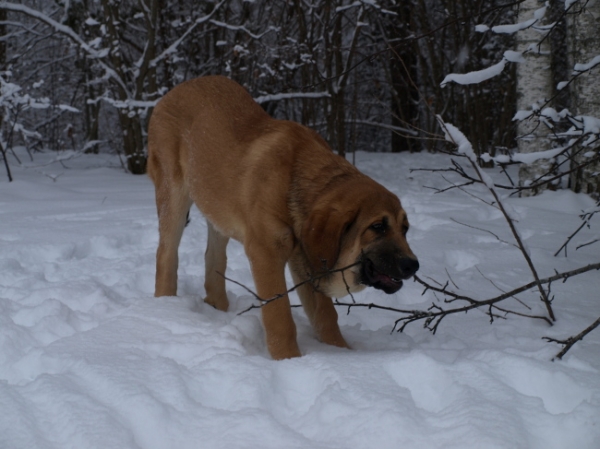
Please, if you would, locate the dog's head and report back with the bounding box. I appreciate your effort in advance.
[301,178,419,298]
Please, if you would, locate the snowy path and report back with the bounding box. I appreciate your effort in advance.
[1,151,599,448]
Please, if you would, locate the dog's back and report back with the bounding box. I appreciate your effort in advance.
[148,75,270,182]
[147,75,336,241]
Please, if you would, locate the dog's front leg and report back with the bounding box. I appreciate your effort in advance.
[245,239,301,360]
[289,262,349,349]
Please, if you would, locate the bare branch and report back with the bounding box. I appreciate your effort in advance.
[450,217,517,248]
[544,316,600,360]
[225,261,361,315]
[436,117,556,320]
[555,199,600,257]
[384,263,599,332]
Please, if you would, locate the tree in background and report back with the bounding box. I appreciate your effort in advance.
[514,0,554,195]
[567,0,600,196]
[0,1,516,165]
[0,0,597,197]
[441,0,599,198]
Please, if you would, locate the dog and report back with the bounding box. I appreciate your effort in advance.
[147,76,419,360]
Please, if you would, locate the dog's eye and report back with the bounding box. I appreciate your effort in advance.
[402,224,409,235]
[370,222,386,233]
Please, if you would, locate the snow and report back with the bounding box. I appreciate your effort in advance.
[483,146,568,165]
[513,109,535,121]
[492,18,537,34]
[481,4,547,34]
[440,59,506,87]
[437,117,476,160]
[573,55,600,74]
[436,117,496,190]
[503,50,525,63]
[254,91,330,104]
[1,149,600,449]
[441,49,527,88]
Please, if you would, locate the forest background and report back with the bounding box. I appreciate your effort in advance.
[0,0,598,198]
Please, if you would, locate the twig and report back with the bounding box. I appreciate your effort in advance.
[412,142,599,194]
[450,217,517,248]
[436,118,556,321]
[0,139,13,182]
[544,316,600,360]
[222,261,361,315]
[475,265,531,310]
[445,268,459,290]
[576,239,599,251]
[484,166,556,321]
[555,199,600,257]
[417,262,599,307]
[555,220,588,257]
[332,263,599,335]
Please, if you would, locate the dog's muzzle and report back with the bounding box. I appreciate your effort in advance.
[360,254,419,294]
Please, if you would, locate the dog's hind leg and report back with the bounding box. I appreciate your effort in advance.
[203,220,230,311]
[153,180,192,297]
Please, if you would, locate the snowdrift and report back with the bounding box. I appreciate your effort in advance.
[1,150,599,449]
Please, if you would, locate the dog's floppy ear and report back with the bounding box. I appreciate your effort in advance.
[302,207,357,275]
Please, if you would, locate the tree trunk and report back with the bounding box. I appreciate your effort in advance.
[0,8,11,182]
[516,0,555,196]
[118,111,147,175]
[568,0,600,197]
[388,2,419,153]
[99,0,159,174]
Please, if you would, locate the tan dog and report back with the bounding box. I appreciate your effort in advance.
[147,76,419,360]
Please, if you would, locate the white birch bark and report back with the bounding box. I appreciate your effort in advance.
[516,0,554,195]
[568,0,600,196]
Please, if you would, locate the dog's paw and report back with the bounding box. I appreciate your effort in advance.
[204,294,229,312]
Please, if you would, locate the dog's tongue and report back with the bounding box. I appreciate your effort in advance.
[363,258,403,293]
[374,272,402,289]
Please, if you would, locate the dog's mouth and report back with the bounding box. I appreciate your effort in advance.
[360,258,405,294]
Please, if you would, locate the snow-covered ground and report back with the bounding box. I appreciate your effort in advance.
[1,149,599,449]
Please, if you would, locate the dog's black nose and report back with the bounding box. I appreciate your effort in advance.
[399,258,419,278]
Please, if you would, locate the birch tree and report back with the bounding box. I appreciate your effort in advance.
[568,0,600,196]
[514,0,554,195]
[440,0,598,198]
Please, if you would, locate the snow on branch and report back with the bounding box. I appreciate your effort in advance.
[150,0,227,68]
[475,3,547,34]
[0,1,128,94]
[209,19,278,40]
[436,116,479,163]
[254,91,330,104]
[441,49,526,87]
[484,146,567,165]
[100,97,159,111]
[555,54,600,91]
[572,54,600,75]
[0,72,79,181]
